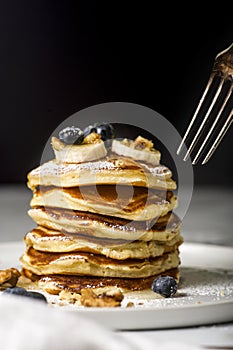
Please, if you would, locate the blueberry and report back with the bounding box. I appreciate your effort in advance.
[83,124,97,137]
[25,291,47,303]
[83,122,115,141]
[3,287,28,296]
[151,276,178,298]
[3,287,47,303]
[58,126,84,145]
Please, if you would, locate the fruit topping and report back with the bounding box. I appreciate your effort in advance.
[3,287,47,303]
[58,126,84,145]
[51,134,107,163]
[83,122,115,141]
[151,276,178,298]
[112,136,161,165]
[83,124,97,137]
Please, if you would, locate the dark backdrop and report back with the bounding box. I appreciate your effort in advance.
[0,2,232,186]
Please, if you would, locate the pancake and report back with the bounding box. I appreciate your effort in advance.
[30,185,178,221]
[28,207,181,241]
[20,247,180,278]
[22,133,182,297]
[24,226,183,259]
[21,267,180,293]
[27,157,177,191]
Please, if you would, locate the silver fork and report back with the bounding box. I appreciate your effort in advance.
[177,43,233,165]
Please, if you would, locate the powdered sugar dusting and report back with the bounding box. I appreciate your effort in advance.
[121,267,233,308]
[78,161,116,172]
[30,160,116,176]
[141,163,172,177]
[30,159,175,178]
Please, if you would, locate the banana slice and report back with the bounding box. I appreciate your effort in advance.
[51,133,107,163]
[112,136,161,165]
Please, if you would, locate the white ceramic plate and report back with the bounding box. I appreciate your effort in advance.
[0,241,233,330]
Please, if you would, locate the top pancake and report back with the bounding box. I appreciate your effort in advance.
[27,156,177,191]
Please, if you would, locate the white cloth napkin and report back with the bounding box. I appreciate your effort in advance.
[0,295,203,350]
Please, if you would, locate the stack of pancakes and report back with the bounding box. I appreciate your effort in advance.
[20,133,182,295]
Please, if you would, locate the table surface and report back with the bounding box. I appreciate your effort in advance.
[0,184,233,349]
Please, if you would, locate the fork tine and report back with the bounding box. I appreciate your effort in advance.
[183,76,225,161]
[176,73,215,155]
[202,108,233,164]
[192,82,233,164]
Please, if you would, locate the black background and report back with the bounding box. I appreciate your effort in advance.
[0,2,232,185]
